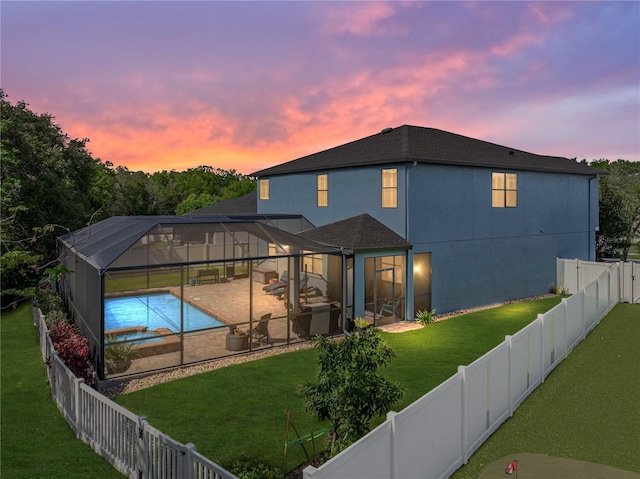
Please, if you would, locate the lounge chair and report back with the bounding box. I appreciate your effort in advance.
[266,274,309,299]
[250,313,271,345]
[262,271,288,293]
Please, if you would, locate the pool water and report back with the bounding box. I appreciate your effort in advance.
[105,293,224,333]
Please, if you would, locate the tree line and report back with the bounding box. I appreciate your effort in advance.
[587,159,640,261]
[2,90,639,307]
[1,90,254,307]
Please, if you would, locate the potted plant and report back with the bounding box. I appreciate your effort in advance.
[104,334,139,374]
[225,327,249,351]
[353,317,371,333]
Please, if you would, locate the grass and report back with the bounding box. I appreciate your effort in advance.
[451,303,640,478]
[105,265,250,293]
[115,296,563,473]
[0,303,123,478]
[627,241,640,260]
[105,271,185,293]
[10,294,615,478]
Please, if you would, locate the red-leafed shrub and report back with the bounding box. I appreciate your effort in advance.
[49,321,78,344]
[49,322,94,385]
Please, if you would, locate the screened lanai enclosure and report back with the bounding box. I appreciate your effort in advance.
[57,216,349,380]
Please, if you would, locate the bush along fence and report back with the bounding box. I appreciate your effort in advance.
[302,261,623,479]
[32,305,239,479]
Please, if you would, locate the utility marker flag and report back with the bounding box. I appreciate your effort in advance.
[505,460,517,475]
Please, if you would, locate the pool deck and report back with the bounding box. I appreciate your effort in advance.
[108,278,328,377]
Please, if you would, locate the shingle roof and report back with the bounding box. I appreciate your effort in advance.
[250,125,603,177]
[297,214,412,251]
[187,191,257,215]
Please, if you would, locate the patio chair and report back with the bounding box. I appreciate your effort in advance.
[379,299,400,317]
[262,271,288,293]
[251,313,271,345]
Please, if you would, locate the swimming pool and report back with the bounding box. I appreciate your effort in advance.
[105,293,225,333]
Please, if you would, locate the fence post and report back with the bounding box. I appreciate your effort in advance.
[137,416,148,479]
[561,298,568,362]
[506,335,513,417]
[50,350,60,400]
[302,465,318,479]
[634,262,638,304]
[538,314,545,383]
[387,411,398,479]
[604,268,610,313]
[75,377,84,438]
[458,365,468,464]
[182,442,196,479]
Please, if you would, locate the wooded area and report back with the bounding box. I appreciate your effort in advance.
[1,90,255,307]
[2,90,639,308]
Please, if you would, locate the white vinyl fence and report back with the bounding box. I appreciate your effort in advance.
[303,262,622,479]
[33,306,238,479]
[557,258,639,303]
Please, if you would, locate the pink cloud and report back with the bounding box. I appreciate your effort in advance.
[319,2,413,36]
[528,3,574,25]
[490,33,545,57]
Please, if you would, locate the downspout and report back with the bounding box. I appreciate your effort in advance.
[341,249,348,334]
[405,161,417,321]
[405,161,417,240]
[588,175,598,261]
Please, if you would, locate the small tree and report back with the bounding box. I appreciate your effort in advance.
[299,328,403,455]
[592,159,640,261]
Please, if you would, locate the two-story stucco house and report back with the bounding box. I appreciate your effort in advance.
[249,125,603,323]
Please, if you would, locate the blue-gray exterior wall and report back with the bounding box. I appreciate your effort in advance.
[257,166,407,235]
[408,164,598,313]
[257,162,598,315]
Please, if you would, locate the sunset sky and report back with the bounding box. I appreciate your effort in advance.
[2,1,639,174]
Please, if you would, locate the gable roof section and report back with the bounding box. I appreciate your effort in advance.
[187,191,257,215]
[297,214,412,251]
[250,125,602,177]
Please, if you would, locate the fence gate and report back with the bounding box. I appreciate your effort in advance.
[621,261,640,304]
[139,418,193,479]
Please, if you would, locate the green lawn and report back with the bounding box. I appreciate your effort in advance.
[0,303,123,479]
[115,296,563,473]
[627,242,640,260]
[451,303,640,478]
[11,294,625,478]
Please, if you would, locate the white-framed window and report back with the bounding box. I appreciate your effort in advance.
[317,174,328,207]
[492,172,517,208]
[259,179,270,200]
[381,168,397,208]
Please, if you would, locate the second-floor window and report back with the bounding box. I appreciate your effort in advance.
[317,174,328,207]
[259,179,270,200]
[492,172,517,207]
[382,168,397,208]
